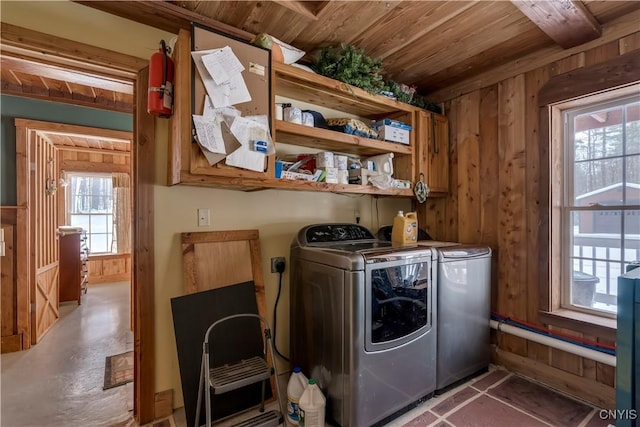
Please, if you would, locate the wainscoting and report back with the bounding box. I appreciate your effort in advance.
[88,253,131,284]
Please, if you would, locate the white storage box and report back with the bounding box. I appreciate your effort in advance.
[376,125,410,145]
[281,170,319,181]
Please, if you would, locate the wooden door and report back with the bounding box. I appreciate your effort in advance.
[30,131,60,344]
[417,111,449,194]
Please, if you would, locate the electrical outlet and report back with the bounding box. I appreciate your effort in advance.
[270,257,285,273]
[197,208,210,227]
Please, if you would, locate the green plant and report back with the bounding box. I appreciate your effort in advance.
[312,44,384,94]
[312,43,441,113]
[410,95,442,114]
[382,80,416,104]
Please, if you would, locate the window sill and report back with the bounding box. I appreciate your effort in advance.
[539,309,617,342]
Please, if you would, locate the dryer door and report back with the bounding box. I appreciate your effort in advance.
[365,256,433,352]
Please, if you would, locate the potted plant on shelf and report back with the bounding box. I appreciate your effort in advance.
[312,44,385,94]
[313,43,441,114]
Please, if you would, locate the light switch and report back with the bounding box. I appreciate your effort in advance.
[197,208,210,227]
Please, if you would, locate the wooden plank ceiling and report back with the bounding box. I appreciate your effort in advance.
[43,132,131,153]
[2,1,639,109]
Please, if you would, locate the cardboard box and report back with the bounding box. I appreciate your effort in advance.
[376,125,410,145]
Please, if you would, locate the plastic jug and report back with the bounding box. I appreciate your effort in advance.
[287,366,308,425]
[391,211,418,245]
[299,378,326,427]
[366,153,394,176]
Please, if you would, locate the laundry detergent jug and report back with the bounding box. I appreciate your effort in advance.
[391,211,418,245]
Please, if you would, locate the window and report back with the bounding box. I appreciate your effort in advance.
[66,173,114,254]
[557,92,640,316]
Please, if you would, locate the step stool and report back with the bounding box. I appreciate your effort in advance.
[194,313,285,427]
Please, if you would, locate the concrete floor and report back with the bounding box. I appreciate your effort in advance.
[1,281,134,427]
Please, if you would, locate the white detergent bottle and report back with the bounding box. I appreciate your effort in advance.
[287,366,308,425]
[299,378,326,427]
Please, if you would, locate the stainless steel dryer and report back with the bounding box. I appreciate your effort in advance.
[290,224,437,427]
[411,241,492,392]
[432,244,492,392]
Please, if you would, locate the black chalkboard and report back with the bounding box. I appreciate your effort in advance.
[171,281,272,427]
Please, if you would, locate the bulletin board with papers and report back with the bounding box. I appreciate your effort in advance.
[190,24,273,177]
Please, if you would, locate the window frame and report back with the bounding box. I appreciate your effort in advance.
[65,171,115,255]
[536,51,640,334]
[550,85,640,319]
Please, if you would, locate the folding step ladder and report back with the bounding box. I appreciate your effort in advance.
[195,314,285,427]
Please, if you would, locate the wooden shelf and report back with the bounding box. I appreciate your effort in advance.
[179,171,414,197]
[273,62,415,117]
[170,29,422,198]
[275,120,412,157]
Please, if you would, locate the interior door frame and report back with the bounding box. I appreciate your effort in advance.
[4,28,156,424]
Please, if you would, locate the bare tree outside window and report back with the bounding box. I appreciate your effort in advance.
[564,96,640,315]
[67,173,114,254]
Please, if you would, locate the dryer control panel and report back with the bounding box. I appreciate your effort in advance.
[303,224,375,243]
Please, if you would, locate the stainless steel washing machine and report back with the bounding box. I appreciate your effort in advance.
[290,224,437,427]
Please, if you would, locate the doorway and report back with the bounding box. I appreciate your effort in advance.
[1,24,156,423]
[15,120,134,344]
[5,119,135,423]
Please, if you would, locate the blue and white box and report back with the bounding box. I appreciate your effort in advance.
[372,119,411,145]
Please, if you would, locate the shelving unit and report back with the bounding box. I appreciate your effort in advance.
[169,28,446,198]
[274,120,412,157]
[272,61,414,117]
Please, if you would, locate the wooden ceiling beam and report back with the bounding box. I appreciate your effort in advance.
[1,56,133,94]
[427,9,638,102]
[73,1,255,41]
[0,87,133,114]
[511,0,602,49]
[271,0,320,20]
[0,23,145,79]
[38,128,132,144]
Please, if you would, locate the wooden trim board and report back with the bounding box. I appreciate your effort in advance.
[134,66,156,424]
[181,230,267,317]
[181,229,273,396]
[493,346,615,409]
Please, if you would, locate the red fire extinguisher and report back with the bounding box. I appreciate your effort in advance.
[147,40,174,118]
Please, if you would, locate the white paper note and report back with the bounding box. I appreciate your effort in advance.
[225,146,266,172]
[192,49,252,107]
[201,46,245,85]
[192,114,225,154]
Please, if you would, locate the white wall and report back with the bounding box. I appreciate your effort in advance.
[2,1,413,408]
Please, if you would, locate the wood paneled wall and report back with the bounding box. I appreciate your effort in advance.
[88,253,131,284]
[1,207,26,353]
[419,32,640,409]
[59,148,130,172]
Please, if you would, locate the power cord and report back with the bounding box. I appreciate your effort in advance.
[273,260,290,362]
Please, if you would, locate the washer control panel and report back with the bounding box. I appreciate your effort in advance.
[303,224,375,243]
